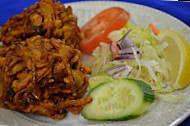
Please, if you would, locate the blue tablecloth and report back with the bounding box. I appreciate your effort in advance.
[0,0,190,27]
[0,0,190,125]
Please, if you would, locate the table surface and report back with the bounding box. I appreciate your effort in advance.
[0,0,190,126]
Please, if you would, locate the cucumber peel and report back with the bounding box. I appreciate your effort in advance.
[81,79,155,121]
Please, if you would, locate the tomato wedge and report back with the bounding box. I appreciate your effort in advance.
[79,7,130,54]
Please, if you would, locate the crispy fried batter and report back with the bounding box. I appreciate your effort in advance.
[0,0,91,119]
[0,36,91,119]
[0,0,83,48]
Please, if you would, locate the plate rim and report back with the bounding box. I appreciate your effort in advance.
[63,0,190,29]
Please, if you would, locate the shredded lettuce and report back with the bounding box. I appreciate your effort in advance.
[156,93,184,103]
[126,21,158,50]
[108,28,127,42]
[131,47,141,79]
[90,42,112,76]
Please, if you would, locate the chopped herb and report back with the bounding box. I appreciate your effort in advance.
[34,26,42,31]
[8,87,15,97]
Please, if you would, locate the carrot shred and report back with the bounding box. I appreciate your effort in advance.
[149,24,159,35]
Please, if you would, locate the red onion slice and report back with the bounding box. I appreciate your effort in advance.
[115,29,140,57]
[118,47,133,54]
[112,70,123,79]
[104,64,133,79]
[120,66,133,78]
[114,54,134,60]
[118,46,140,55]
[120,35,135,49]
[114,53,141,61]
[110,41,119,54]
[105,29,140,79]
[116,29,132,44]
[104,65,126,75]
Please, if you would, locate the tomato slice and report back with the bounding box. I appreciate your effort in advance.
[79,7,130,54]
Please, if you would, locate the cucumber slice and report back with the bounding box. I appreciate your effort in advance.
[88,75,113,91]
[81,79,155,121]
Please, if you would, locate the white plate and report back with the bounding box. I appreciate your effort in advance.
[1,1,190,126]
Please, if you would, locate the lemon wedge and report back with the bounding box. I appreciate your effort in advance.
[158,30,190,89]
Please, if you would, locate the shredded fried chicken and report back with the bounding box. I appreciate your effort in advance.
[0,0,92,119]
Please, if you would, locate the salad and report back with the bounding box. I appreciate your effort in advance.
[79,7,190,121]
[90,22,173,92]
